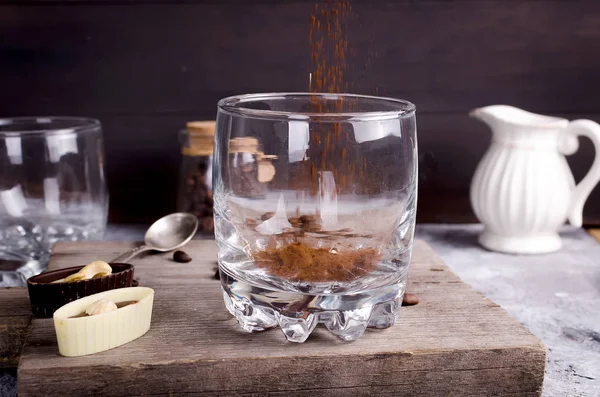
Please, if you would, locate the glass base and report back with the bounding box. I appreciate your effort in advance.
[220,269,405,343]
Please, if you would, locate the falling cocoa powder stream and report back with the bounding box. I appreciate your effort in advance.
[255,0,382,283]
[305,0,355,194]
[308,0,350,95]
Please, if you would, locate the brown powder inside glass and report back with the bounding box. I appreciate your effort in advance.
[255,242,380,283]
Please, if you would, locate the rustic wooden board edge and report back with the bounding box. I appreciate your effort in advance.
[0,315,31,369]
[587,228,600,243]
[0,288,32,369]
[18,345,546,397]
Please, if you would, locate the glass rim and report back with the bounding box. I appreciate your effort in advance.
[217,92,416,121]
[0,116,101,137]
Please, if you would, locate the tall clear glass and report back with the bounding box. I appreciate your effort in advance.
[214,93,417,342]
[0,117,108,286]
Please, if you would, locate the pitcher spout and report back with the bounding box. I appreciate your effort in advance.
[469,105,568,130]
[469,105,513,127]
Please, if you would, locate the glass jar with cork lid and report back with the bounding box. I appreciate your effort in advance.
[227,137,276,199]
[176,121,215,234]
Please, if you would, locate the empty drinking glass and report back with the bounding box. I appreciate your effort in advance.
[0,117,108,286]
[214,93,417,342]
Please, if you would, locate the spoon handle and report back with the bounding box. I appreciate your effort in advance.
[110,245,153,263]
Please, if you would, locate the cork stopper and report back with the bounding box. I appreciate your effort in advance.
[183,121,215,156]
[229,137,259,153]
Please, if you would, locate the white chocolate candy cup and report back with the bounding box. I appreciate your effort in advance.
[53,287,154,357]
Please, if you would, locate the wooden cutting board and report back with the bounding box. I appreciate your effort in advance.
[0,287,30,368]
[15,240,545,396]
[588,228,600,243]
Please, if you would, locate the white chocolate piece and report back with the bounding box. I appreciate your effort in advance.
[85,299,118,316]
[53,287,154,357]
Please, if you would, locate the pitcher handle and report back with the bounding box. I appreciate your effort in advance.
[561,120,600,227]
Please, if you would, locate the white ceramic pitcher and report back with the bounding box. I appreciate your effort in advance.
[469,105,600,254]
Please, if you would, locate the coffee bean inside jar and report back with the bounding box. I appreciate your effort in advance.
[176,121,215,234]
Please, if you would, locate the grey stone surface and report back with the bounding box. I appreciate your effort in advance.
[2,224,598,396]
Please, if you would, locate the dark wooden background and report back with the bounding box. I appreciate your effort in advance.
[2,0,600,224]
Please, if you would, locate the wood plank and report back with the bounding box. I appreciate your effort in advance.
[0,288,31,368]
[588,228,600,243]
[2,1,600,224]
[1,111,591,225]
[86,112,600,224]
[18,240,546,396]
[2,1,600,115]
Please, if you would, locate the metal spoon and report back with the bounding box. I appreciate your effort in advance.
[110,213,199,263]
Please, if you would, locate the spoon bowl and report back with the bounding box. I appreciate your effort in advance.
[144,213,199,250]
[111,213,199,263]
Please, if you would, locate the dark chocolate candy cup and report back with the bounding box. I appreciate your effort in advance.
[26,263,135,318]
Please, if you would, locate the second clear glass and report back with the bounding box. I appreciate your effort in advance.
[214,93,418,342]
[0,117,108,286]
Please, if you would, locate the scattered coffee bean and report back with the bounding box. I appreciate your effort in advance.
[299,214,317,223]
[173,250,192,263]
[288,217,302,227]
[299,215,322,232]
[202,217,214,233]
[402,293,419,306]
[261,212,275,221]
